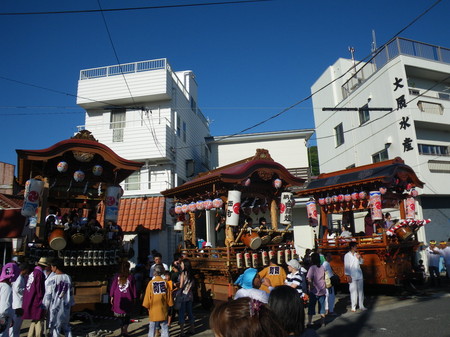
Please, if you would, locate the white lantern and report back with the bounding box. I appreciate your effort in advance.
[369,191,383,220]
[21,179,45,217]
[57,161,68,173]
[174,221,184,231]
[104,185,123,222]
[92,165,103,176]
[203,199,213,210]
[279,192,294,225]
[73,170,85,183]
[226,190,241,227]
[212,198,223,209]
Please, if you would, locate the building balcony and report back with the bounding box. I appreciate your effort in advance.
[77,58,190,109]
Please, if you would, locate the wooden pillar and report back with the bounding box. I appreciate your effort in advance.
[399,199,406,219]
[189,211,196,246]
[36,177,49,241]
[270,199,278,230]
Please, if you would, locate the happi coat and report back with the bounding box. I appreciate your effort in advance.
[22,266,46,320]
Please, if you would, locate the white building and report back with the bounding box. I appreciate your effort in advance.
[208,129,317,256]
[77,58,211,264]
[311,37,450,243]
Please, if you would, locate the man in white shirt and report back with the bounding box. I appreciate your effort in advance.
[426,240,441,286]
[10,263,30,337]
[437,240,450,279]
[344,242,366,312]
[149,253,168,279]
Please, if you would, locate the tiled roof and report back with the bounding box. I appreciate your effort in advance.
[98,196,165,232]
[0,208,26,238]
[0,194,23,209]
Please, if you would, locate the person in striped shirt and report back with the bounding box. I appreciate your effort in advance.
[285,259,305,297]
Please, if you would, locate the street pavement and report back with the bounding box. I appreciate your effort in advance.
[19,283,450,337]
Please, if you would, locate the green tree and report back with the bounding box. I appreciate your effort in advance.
[308,145,320,176]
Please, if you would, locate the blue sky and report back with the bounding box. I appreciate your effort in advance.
[1,0,449,166]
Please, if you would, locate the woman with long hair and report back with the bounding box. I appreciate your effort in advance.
[210,297,286,337]
[110,260,136,337]
[177,259,195,336]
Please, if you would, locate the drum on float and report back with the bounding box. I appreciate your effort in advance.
[49,228,67,250]
[395,226,413,241]
[241,232,262,250]
[71,230,86,245]
[89,230,104,244]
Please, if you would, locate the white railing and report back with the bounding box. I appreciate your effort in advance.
[80,58,167,80]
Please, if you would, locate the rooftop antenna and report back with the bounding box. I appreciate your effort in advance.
[348,46,356,74]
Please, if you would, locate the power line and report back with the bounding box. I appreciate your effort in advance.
[0,0,270,16]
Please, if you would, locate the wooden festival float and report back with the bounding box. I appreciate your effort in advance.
[15,130,143,308]
[296,157,429,286]
[162,149,305,303]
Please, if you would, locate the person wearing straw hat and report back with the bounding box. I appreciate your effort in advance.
[22,258,48,337]
[426,240,441,286]
[0,263,20,337]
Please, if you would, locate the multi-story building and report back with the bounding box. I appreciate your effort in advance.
[311,37,450,245]
[77,58,211,264]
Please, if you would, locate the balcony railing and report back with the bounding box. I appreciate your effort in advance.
[342,37,450,99]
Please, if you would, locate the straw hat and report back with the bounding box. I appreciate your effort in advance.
[38,257,51,267]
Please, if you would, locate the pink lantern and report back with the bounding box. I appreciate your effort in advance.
[351,192,359,201]
[332,195,339,203]
[188,202,197,212]
[369,191,383,220]
[175,203,183,215]
[181,204,189,214]
[410,188,419,197]
[358,191,367,200]
[337,194,345,202]
[212,198,223,209]
[405,197,416,219]
[344,194,352,202]
[273,179,282,189]
[57,161,68,173]
[242,178,251,187]
[73,170,85,182]
[203,199,213,210]
[196,200,205,211]
[318,198,326,205]
[379,187,387,195]
[92,165,103,176]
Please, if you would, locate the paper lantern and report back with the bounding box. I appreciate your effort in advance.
[344,194,352,202]
[92,165,103,176]
[351,192,359,201]
[332,195,339,203]
[369,191,382,220]
[73,170,85,182]
[325,196,332,204]
[21,179,45,217]
[358,191,367,200]
[181,204,189,214]
[188,202,197,212]
[226,190,241,226]
[306,200,318,220]
[279,192,294,225]
[203,199,213,210]
[213,198,223,209]
[337,194,345,202]
[318,198,326,205]
[57,161,68,173]
[174,203,183,215]
[405,197,416,219]
[410,188,419,197]
[104,185,123,222]
[273,178,282,189]
[379,187,387,195]
[196,200,205,211]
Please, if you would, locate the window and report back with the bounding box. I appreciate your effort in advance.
[182,121,187,143]
[334,123,344,147]
[110,109,126,142]
[418,144,449,156]
[372,149,389,163]
[190,96,197,113]
[438,92,450,100]
[185,159,195,177]
[409,88,420,95]
[417,101,443,115]
[125,171,140,190]
[176,115,181,137]
[359,104,370,125]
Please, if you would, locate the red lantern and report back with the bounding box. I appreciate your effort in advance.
[344,194,352,202]
[203,199,213,210]
[318,198,326,205]
[351,192,359,201]
[358,191,367,200]
[338,194,345,202]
